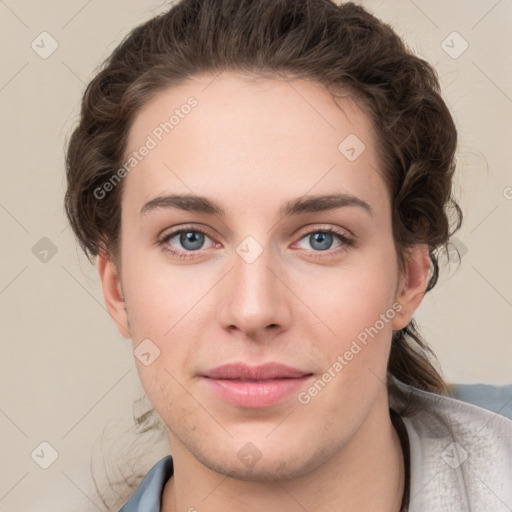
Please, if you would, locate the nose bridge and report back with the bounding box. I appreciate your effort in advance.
[219,237,288,336]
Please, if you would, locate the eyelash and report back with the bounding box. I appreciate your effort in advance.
[158,224,355,260]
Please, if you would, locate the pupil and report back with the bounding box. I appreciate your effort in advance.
[311,232,332,251]
[181,231,203,250]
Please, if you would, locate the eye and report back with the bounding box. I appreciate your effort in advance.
[158,226,217,258]
[294,227,354,255]
[158,225,355,260]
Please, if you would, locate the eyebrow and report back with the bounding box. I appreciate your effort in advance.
[140,193,373,218]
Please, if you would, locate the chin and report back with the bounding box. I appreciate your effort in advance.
[189,437,334,482]
[202,454,319,482]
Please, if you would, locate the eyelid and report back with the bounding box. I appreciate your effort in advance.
[294,223,354,241]
[158,223,215,239]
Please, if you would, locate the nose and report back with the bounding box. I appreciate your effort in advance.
[217,241,292,341]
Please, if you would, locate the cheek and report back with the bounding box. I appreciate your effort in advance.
[120,242,194,338]
[302,243,398,344]
[120,246,205,394]
[134,356,191,435]
[300,242,399,398]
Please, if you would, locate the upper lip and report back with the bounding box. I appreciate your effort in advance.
[203,362,311,380]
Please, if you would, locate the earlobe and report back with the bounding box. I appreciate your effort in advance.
[392,244,430,331]
[97,250,131,339]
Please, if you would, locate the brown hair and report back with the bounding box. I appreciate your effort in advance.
[65,0,462,419]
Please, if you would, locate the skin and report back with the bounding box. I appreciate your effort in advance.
[98,71,430,512]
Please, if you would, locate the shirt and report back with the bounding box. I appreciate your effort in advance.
[119,378,512,512]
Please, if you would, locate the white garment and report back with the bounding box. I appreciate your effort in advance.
[391,378,512,511]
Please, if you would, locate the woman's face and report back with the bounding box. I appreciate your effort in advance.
[100,71,425,479]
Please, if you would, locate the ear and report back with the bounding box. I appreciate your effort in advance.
[392,243,430,331]
[97,249,131,339]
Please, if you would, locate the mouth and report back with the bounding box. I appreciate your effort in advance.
[201,362,314,408]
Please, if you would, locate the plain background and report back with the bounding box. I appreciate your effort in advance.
[0,0,511,510]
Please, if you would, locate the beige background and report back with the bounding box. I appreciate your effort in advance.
[0,0,511,510]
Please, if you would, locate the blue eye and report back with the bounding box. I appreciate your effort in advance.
[172,231,207,251]
[158,225,354,260]
[306,232,334,251]
[160,228,214,256]
[296,229,353,253]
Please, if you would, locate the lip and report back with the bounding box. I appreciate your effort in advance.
[201,363,313,408]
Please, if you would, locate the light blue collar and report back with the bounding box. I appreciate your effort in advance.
[119,455,173,512]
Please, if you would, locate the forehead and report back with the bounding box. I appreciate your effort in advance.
[122,71,387,218]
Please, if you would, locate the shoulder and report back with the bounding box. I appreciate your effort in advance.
[393,379,512,511]
[119,455,174,512]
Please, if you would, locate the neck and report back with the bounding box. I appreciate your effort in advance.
[162,394,405,512]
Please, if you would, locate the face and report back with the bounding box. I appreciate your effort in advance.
[99,71,426,480]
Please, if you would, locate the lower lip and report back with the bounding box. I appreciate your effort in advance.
[203,376,312,408]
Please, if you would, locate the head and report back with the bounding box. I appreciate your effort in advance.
[65,0,461,485]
